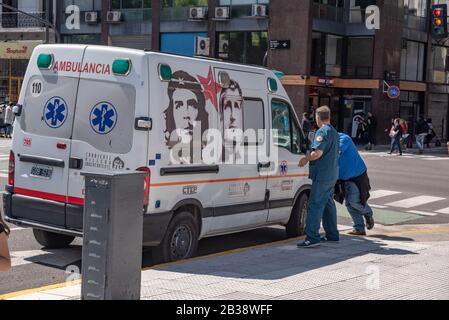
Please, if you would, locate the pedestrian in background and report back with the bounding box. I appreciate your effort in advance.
[389,118,402,156]
[366,112,377,150]
[298,106,340,248]
[335,133,374,236]
[415,116,429,154]
[0,103,6,138]
[4,103,15,139]
[301,112,312,142]
[0,214,11,272]
[399,119,409,150]
[425,118,435,148]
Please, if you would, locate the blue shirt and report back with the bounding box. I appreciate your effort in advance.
[309,124,339,183]
[338,133,367,181]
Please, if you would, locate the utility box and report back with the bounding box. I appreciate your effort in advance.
[81,172,145,300]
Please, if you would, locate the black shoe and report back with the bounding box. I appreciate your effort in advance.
[297,240,320,248]
[365,215,375,230]
[320,236,339,243]
[348,229,367,236]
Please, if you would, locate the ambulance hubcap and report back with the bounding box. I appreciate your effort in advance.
[170,225,192,259]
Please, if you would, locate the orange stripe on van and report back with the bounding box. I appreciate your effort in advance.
[150,173,308,188]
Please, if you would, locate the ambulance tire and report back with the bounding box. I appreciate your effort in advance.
[286,193,308,238]
[152,212,199,264]
[33,229,75,249]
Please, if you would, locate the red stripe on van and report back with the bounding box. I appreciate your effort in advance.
[14,187,67,203]
[67,196,84,206]
[13,188,84,206]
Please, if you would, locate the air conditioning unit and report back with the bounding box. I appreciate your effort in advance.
[251,4,267,17]
[85,11,98,24]
[215,6,230,20]
[189,7,207,20]
[107,11,122,23]
[218,39,229,59]
[195,36,210,56]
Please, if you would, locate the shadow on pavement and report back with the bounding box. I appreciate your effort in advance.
[152,235,419,281]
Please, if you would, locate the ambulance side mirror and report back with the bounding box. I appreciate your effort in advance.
[13,104,23,116]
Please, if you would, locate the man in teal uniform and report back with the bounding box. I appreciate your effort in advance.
[298,106,340,248]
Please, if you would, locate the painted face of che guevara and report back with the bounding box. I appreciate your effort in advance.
[164,70,209,149]
[172,89,199,136]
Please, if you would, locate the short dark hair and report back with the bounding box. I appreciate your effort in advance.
[316,106,331,122]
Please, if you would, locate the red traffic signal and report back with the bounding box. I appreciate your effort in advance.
[434,8,442,17]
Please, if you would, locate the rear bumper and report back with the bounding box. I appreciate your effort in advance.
[2,187,172,246]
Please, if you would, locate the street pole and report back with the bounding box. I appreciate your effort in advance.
[45,0,50,44]
[0,2,61,43]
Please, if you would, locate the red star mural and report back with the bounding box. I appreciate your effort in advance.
[198,66,221,112]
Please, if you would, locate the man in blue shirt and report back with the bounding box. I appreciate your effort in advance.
[297,106,340,248]
[338,133,374,235]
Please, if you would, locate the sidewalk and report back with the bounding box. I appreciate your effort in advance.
[4,224,449,300]
[358,144,449,156]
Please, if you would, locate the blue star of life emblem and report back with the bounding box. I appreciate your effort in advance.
[90,102,117,135]
[280,160,288,176]
[43,96,68,128]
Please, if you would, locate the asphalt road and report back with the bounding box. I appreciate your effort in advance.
[1,139,449,296]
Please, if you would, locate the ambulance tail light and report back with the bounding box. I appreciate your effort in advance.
[8,151,15,186]
[137,167,151,207]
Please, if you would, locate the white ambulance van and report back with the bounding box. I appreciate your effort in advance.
[3,44,311,262]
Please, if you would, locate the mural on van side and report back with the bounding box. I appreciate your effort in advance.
[220,79,243,141]
[220,79,244,162]
[164,70,209,150]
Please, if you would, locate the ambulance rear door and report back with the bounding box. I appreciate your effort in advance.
[12,45,86,227]
[66,46,150,230]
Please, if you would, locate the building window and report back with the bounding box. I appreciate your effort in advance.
[217,31,268,66]
[162,0,208,7]
[111,0,152,8]
[345,37,374,78]
[401,40,426,82]
[403,0,427,30]
[348,0,376,23]
[431,45,449,84]
[312,32,343,77]
[312,0,344,22]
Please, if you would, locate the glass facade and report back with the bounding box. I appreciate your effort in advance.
[431,45,449,84]
[404,0,427,30]
[312,0,344,22]
[217,31,268,65]
[401,40,426,82]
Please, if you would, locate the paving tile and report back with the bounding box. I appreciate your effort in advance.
[210,291,273,300]
[146,291,208,300]
[43,284,81,298]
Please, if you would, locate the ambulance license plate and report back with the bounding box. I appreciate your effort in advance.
[30,165,53,179]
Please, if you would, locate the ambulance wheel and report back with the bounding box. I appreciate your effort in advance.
[152,212,199,264]
[286,193,308,238]
[33,229,75,249]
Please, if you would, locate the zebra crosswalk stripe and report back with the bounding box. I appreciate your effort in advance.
[369,190,402,200]
[385,196,445,209]
[435,207,449,214]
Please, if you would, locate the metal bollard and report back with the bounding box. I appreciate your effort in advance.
[80,172,145,300]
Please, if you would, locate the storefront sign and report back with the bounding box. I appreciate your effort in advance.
[270,40,290,50]
[317,77,334,86]
[0,41,42,59]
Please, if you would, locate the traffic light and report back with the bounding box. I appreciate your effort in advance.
[431,4,448,39]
